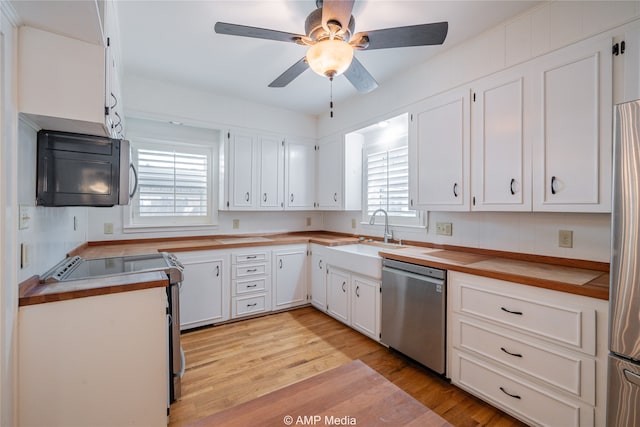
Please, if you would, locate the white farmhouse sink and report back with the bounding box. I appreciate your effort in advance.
[326,244,395,279]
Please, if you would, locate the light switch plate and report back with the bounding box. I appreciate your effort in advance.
[559,230,573,248]
[19,205,31,230]
[436,222,452,236]
[104,223,114,234]
[232,219,240,229]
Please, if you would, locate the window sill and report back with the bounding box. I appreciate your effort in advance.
[123,223,219,234]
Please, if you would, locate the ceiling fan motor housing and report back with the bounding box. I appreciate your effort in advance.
[305,7,355,42]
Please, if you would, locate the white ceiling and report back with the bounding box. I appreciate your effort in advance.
[12,0,541,116]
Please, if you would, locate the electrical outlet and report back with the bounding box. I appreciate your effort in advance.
[351,218,356,229]
[559,230,573,248]
[104,223,114,234]
[306,217,312,226]
[232,219,240,229]
[435,222,452,236]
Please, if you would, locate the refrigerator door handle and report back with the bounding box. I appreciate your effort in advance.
[624,369,640,387]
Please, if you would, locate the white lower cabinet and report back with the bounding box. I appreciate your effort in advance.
[273,244,309,310]
[448,272,608,427]
[327,265,380,341]
[177,250,230,330]
[310,244,328,311]
[232,248,272,318]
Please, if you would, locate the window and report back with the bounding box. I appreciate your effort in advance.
[366,146,413,217]
[355,113,423,226]
[125,118,220,229]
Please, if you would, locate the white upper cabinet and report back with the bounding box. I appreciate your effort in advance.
[285,140,316,210]
[316,134,363,210]
[471,70,531,211]
[531,37,612,212]
[410,86,471,211]
[225,130,285,211]
[259,136,285,210]
[18,26,109,136]
[228,130,257,210]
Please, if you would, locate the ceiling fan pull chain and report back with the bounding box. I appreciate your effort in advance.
[330,77,334,118]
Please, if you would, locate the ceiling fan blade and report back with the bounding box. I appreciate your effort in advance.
[269,58,310,88]
[343,56,378,93]
[322,0,355,33]
[353,22,448,50]
[215,22,305,44]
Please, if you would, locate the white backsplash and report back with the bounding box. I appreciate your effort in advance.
[17,119,88,281]
[323,210,611,263]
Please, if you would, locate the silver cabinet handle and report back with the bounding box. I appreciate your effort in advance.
[551,176,557,195]
[279,259,283,269]
[500,347,522,358]
[510,178,516,195]
[499,386,521,400]
[333,192,338,202]
[129,164,138,199]
[318,260,323,269]
[246,268,257,273]
[410,199,414,207]
[246,255,257,259]
[215,265,220,277]
[263,193,267,202]
[453,182,459,198]
[247,303,257,307]
[355,285,360,298]
[246,284,257,288]
[341,281,346,292]
[245,192,250,202]
[290,193,294,203]
[501,307,523,316]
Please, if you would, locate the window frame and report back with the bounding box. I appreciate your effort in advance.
[124,136,218,230]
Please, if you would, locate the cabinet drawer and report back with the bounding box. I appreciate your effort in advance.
[234,263,268,278]
[233,252,268,263]
[452,351,594,427]
[232,294,270,318]
[452,275,596,355]
[454,318,595,404]
[234,278,268,296]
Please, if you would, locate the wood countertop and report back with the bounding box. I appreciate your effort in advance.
[19,271,169,307]
[20,231,609,306]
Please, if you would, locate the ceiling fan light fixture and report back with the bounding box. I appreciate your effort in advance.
[306,39,354,78]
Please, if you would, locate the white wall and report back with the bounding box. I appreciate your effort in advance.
[16,119,88,281]
[1,2,18,425]
[318,1,640,263]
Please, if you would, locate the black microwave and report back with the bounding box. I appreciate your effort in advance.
[36,130,136,207]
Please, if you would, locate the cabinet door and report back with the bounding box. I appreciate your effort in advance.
[327,267,350,324]
[259,136,284,210]
[229,131,256,209]
[310,253,327,311]
[351,275,380,340]
[411,87,470,211]
[471,72,531,211]
[316,138,343,209]
[285,141,316,209]
[532,37,612,212]
[273,247,308,310]
[178,256,229,330]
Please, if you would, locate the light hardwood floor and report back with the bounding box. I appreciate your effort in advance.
[169,306,527,427]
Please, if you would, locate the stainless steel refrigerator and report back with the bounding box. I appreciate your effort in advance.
[608,99,640,426]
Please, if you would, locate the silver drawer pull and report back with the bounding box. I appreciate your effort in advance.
[500,307,523,316]
[499,386,521,400]
[245,255,257,259]
[500,347,523,358]
[246,284,258,288]
[246,268,258,273]
[247,303,258,307]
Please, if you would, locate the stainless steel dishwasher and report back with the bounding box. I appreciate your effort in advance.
[381,258,446,375]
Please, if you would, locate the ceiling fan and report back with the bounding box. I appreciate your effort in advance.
[214,0,448,94]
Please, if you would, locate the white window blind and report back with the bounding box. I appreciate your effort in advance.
[136,148,209,217]
[366,146,414,217]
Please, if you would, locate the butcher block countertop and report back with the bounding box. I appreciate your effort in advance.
[19,231,609,306]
